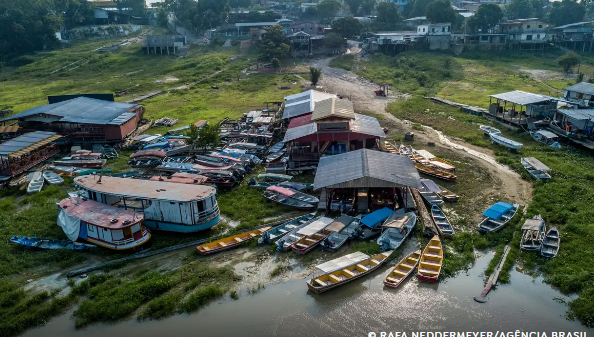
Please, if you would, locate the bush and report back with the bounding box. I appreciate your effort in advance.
[179,285,225,313]
[8,55,35,67]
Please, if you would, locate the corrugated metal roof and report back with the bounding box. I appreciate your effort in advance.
[553,21,594,30]
[557,109,594,120]
[74,175,216,202]
[314,149,422,190]
[350,113,386,138]
[107,112,136,125]
[0,125,19,134]
[565,82,594,95]
[59,197,143,229]
[0,131,60,156]
[283,123,317,142]
[535,130,557,139]
[311,98,355,121]
[490,91,557,105]
[287,113,312,129]
[282,90,336,119]
[297,217,334,236]
[0,97,138,125]
[315,251,369,273]
[523,157,550,172]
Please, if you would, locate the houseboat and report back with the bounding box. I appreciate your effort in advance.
[73,175,220,233]
[58,197,150,250]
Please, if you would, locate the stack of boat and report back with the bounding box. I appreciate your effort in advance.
[520,215,560,258]
[54,150,106,168]
[480,125,523,150]
[265,141,287,173]
[263,185,319,210]
[521,157,551,181]
[320,215,361,252]
[397,144,457,181]
[377,211,417,251]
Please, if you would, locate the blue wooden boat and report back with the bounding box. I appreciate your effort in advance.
[377,212,417,251]
[9,235,96,251]
[321,215,360,252]
[278,181,314,191]
[258,213,317,244]
[478,202,520,233]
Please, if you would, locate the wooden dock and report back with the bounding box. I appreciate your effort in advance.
[474,244,512,303]
[125,91,164,104]
[411,188,438,237]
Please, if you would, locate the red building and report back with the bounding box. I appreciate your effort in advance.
[0,96,144,144]
[0,131,61,179]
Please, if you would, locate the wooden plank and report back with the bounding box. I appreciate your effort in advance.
[474,244,511,303]
[411,188,438,236]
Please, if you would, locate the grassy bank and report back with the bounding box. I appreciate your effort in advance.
[354,50,594,326]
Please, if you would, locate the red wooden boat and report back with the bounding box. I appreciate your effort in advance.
[417,235,443,282]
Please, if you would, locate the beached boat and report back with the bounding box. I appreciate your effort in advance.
[384,141,400,154]
[27,172,44,193]
[520,215,545,251]
[384,249,421,288]
[263,186,318,210]
[415,149,456,172]
[540,227,560,258]
[419,188,444,206]
[278,181,314,191]
[377,212,417,251]
[276,217,333,251]
[490,132,523,150]
[478,202,520,233]
[521,157,551,181]
[530,130,561,149]
[355,207,396,240]
[257,173,292,182]
[49,166,88,176]
[258,213,316,244]
[58,197,151,250]
[197,227,271,255]
[248,179,274,189]
[9,235,95,251]
[194,155,228,168]
[431,205,454,237]
[307,251,393,294]
[414,163,457,181]
[480,125,500,135]
[321,215,360,252]
[43,171,64,185]
[54,156,106,168]
[436,184,459,202]
[268,141,285,154]
[290,217,340,254]
[398,145,414,156]
[417,235,443,282]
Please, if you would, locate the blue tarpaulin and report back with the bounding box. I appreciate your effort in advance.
[360,207,395,228]
[143,141,169,150]
[483,202,513,220]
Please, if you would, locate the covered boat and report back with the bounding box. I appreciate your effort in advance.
[58,197,151,250]
[356,207,395,240]
[478,202,519,233]
[9,235,96,251]
[74,175,220,233]
[321,215,360,252]
[521,157,551,181]
[414,163,457,181]
[263,186,318,210]
[307,251,393,294]
[384,249,421,288]
[197,227,271,255]
[530,130,561,149]
[431,205,454,237]
[541,227,560,258]
[377,212,417,251]
[27,171,44,193]
[417,235,443,282]
[415,149,455,172]
[258,173,292,182]
[258,213,317,244]
[520,215,545,251]
[490,133,523,150]
[276,217,333,251]
[43,171,64,185]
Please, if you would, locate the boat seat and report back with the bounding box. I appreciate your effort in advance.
[419,268,439,275]
[422,260,441,267]
[329,275,341,283]
[370,259,380,264]
[219,242,227,247]
[278,229,288,233]
[295,243,308,249]
[343,269,355,277]
[234,238,243,243]
[314,279,326,287]
[429,245,440,250]
[249,233,257,237]
[386,276,400,283]
[356,264,369,272]
[305,238,317,243]
[201,246,210,251]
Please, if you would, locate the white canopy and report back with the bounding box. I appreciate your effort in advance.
[416,149,435,160]
[420,179,441,193]
[297,217,334,236]
[315,252,370,273]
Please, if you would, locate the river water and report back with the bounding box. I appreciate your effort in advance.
[23,240,592,337]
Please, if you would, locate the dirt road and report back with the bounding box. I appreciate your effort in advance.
[308,51,532,206]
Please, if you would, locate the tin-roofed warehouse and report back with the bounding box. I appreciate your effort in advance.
[313,149,421,213]
[0,97,144,143]
[0,131,61,179]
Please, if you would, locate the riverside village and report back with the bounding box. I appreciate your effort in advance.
[1,0,594,336]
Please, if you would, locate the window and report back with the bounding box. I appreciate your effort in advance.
[526,35,533,40]
[88,224,95,232]
[442,27,445,32]
[112,229,124,241]
[319,122,348,130]
[539,25,542,28]
[537,34,540,39]
[526,24,531,28]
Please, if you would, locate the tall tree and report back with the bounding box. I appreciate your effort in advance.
[331,16,363,39]
[374,2,403,30]
[345,0,363,15]
[54,0,95,27]
[468,4,503,33]
[409,0,434,18]
[557,52,580,75]
[310,67,322,86]
[360,0,376,15]
[260,25,290,61]
[425,0,457,24]
[317,0,342,21]
[548,0,585,27]
[506,0,534,19]
[116,0,146,17]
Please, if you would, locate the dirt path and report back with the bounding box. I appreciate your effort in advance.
[308,51,532,205]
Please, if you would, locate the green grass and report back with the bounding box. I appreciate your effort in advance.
[270,262,292,277]
[329,54,355,71]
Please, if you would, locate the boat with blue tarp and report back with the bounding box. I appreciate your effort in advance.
[9,235,96,251]
[355,207,395,240]
[478,201,520,233]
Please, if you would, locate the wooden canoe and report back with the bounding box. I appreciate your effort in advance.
[431,205,455,237]
[291,230,331,255]
[436,184,459,202]
[417,235,443,283]
[414,163,457,181]
[197,227,271,255]
[307,251,393,294]
[383,141,400,154]
[384,250,421,288]
[540,226,560,258]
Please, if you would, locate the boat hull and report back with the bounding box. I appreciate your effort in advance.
[143,215,220,233]
[84,232,151,251]
[416,273,439,283]
[291,237,326,254]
